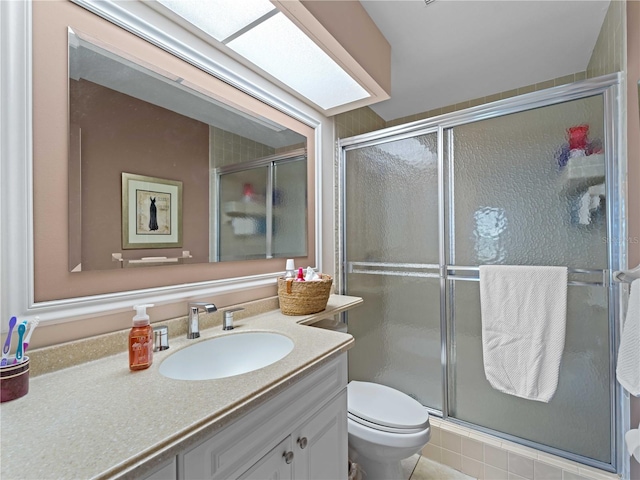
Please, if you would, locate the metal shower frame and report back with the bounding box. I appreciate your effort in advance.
[337,73,627,475]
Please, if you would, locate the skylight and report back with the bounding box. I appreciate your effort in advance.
[156,0,276,42]
[154,0,370,111]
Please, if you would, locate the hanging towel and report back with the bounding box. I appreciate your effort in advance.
[479,265,568,402]
[616,279,640,396]
[625,423,640,462]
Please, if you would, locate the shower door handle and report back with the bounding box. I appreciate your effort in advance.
[347,261,440,279]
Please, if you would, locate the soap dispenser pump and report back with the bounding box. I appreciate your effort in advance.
[129,304,154,371]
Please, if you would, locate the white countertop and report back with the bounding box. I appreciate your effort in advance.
[0,295,362,479]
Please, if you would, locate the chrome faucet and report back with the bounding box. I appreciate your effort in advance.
[187,302,217,339]
[223,307,244,331]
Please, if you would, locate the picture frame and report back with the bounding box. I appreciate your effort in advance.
[121,172,183,249]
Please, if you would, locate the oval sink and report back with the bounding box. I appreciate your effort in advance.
[159,332,294,381]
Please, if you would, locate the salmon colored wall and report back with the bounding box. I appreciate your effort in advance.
[32,0,315,303]
[70,79,210,271]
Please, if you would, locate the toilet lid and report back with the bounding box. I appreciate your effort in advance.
[347,381,430,431]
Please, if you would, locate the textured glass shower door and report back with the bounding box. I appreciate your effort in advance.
[341,84,619,470]
[445,95,612,464]
[344,132,443,410]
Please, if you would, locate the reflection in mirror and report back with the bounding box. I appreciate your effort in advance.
[68,28,307,272]
[216,151,307,261]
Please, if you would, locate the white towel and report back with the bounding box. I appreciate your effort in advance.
[479,265,568,402]
[616,279,640,396]
[625,423,640,462]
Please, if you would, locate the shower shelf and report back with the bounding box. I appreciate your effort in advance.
[563,153,605,187]
[224,201,267,218]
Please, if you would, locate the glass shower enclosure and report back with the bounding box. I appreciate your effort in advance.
[214,149,307,262]
[339,75,624,472]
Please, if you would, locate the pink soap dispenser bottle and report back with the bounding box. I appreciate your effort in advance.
[129,304,154,371]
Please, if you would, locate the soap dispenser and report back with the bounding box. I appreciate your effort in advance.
[129,304,154,371]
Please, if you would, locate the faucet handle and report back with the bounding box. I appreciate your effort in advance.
[223,307,244,331]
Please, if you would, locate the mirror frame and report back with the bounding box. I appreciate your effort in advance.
[1,0,332,325]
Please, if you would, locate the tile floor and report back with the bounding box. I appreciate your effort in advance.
[402,454,475,480]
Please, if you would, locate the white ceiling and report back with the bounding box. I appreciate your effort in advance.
[359,0,611,121]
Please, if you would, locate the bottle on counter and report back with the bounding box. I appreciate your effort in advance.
[129,304,154,371]
[296,267,305,282]
[284,259,296,279]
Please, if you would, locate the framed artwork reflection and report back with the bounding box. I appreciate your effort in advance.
[121,172,183,249]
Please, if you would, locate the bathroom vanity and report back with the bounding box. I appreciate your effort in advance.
[0,295,361,480]
[166,355,347,480]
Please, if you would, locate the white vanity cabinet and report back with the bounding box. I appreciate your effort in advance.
[238,437,294,479]
[143,458,178,480]
[178,353,348,480]
[292,389,348,480]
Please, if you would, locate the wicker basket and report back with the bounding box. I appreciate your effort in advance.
[277,274,333,316]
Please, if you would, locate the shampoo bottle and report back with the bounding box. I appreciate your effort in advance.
[129,304,154,371]
[284,259,296,279]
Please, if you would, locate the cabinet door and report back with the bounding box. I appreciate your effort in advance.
[238,437,293,480]
[142,457,177,480]
[293,389,348,480]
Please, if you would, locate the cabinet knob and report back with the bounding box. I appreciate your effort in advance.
[297,437,308,449]
[283,451,294,464]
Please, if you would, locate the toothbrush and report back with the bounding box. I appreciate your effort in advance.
[1,316,17,366]
[14,321,27,364]
[22,316,39,355]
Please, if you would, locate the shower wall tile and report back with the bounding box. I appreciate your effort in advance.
[554,74,577,87]
[586,0,624,78]
[518,84,537,95]
[534,461,563,480]
[380,70,591,129]
[210,125,275,168]
[461,455,484,479]
[501,440,542,460]
[422,443,442,463]
[424,419,617,480]
[577,465,622,480]
[536,453,580,474]
[469,97,486,108]
[562,472,590,480]
[509,452,534,479]
[485,92,503,104]
[430,424,442,446]
[441,448,463,471]
[484,464,510,480]
[441,104,457,115]
[500,89,519,100]
[442,430,462,453]
[535,79,556,91]
[334,105,386,139]
[485,444,509,470]
[470,430,502,448]
[462,436,484,462]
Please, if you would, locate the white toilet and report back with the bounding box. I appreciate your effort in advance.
[347,381,431,480]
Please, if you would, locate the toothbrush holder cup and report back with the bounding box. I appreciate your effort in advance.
[0,356,30,403]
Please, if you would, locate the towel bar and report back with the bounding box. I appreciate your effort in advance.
[613,264,640,283]
[447,266,606,287]
[346,262,608,286]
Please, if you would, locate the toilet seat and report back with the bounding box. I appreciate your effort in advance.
[347,381,430,434]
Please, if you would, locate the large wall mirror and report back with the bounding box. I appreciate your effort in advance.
[69,28,308,272]
[6,0,321,314]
